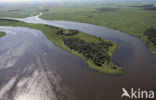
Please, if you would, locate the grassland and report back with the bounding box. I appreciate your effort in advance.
[39,3,156,54]
[40,3,156,36]
[0,2,44,18]
[0,19,122,74]
[0,7,35,18]
[0,31,6,37]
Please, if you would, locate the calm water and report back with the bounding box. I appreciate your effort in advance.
[0,15,156,100]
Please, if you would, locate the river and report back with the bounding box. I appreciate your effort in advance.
[0,14,156,100]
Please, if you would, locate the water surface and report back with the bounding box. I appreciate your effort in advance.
[0,15,156,100]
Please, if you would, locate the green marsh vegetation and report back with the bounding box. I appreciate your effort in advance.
[131,4,156,11]
[142,27,156,54]
[0,8,34,18]
[0,31,6,37]
[0,19,121,74]
[0,3,40,18]
[40,3,156,37]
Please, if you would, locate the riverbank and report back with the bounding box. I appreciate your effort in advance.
[0,19,122,74]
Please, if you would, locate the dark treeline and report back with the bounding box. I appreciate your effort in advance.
[97,7,118,12]
[7,10,23,12]
[45,24,78,36]
[56,29,78,36]
[0,19,19,22]
[131,4,154,8]
[144,7,156,10]
[37,9,49,11]
[144,27,156,46]
[45,24,60,29]
[63,38,113,66]
[131,4,156,10]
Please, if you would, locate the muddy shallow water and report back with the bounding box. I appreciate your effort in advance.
[0,15,156,100]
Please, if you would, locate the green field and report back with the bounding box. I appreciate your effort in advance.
[0,19,122,74]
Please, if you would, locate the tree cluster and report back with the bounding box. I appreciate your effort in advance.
[144,27,156,46]
[0,19,19,22]
[45,24,59,29]
[56,29,78,36]
[97,7,118,12]
[144,7,156,11]
[63,38,113,66]
[131,4,154,8]
[131,4,156,11]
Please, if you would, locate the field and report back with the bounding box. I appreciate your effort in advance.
[0,19,121,74]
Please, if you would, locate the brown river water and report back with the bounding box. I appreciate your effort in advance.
[0,14,155,100]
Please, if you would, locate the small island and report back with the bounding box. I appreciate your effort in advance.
[0,19,122,74]
[0,31,6,37]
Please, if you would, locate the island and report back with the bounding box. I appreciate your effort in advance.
[0,19,122,74]
[0,31,6,37]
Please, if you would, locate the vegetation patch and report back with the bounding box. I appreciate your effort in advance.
[0,19,19,22]
[0,19,122,74]
[131,4,156,11]
[142,27,156,54]
[131,4,154,8]
[57,29,78,36]
[144,27,156,46]
[7,9,23,12]
[63,38,115,67]
[144,7,156,11]
[96,7,118,12]
[37,9,49,11]
[0,31,6,37]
